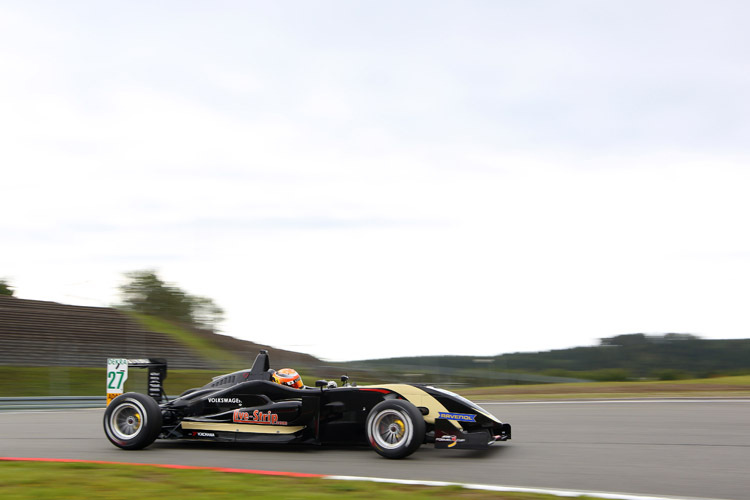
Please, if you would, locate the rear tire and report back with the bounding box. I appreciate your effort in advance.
[366,400,425,459]
[103,392,162,450]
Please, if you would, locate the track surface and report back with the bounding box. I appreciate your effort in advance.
[2,400,749,499]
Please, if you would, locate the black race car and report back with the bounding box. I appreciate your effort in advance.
[103,350,511,459]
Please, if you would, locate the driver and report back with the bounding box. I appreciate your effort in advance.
[272,368,304,389]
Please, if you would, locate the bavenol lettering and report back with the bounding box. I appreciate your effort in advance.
[437,412,477,422]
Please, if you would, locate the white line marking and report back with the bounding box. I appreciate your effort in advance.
[324,475,729,500]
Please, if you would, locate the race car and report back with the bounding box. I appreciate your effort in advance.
[103,350,511,459]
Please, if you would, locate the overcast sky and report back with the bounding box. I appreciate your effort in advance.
[2,1,749,361]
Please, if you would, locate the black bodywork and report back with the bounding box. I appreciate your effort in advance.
[111,351,511,455]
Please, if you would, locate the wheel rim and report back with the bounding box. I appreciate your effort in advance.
[109,401,144,440]
[370,409,412,449]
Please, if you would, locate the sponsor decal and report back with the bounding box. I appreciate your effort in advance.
[106,358,128,405]
[208,397,242,404]
[435,435,465,448]
[438,412,476,422]
[191,431,216,438]
[233,409,287,425]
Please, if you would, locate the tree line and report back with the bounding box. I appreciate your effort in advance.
[0,279,14,296]
[358,333,750,380]
[118,270,224,331]
[1,272,224,331]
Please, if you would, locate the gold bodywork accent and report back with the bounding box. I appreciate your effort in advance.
[360,384,462,429]
[181,421,305,434]
[372,384,502,427]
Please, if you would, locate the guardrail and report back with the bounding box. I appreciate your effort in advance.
[0,396,181,411]
[0,396,107,411]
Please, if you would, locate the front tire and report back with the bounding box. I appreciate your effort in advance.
[366,400,425,459]
[103,392,162,450]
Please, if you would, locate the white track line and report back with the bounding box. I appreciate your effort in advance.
[0,457,726,500]
[324,475,728,500]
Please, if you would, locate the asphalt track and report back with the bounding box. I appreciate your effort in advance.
[2,399,749,500]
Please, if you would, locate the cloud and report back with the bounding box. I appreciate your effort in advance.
[2,1,750,360]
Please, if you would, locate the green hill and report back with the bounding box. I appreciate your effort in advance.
[0,295,323,396]
[0,295,319,371]
[349,333,750,382]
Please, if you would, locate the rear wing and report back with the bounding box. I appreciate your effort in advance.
[106,358,168,405]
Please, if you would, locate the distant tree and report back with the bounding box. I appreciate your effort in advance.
[118,270,224,330]
[601,333,701,347]
[662,333,699,342]
[599,333,648,347]
[0,279,14,297]
[190,295,226,331]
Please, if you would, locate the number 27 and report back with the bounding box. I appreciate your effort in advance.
[107,371,125,389]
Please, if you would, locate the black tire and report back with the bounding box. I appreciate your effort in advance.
[103,392,162,450]
[366,399,425,459]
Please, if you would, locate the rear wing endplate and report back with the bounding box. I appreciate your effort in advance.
[107,358,168,405]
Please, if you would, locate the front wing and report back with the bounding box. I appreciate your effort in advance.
[433,417,512,450]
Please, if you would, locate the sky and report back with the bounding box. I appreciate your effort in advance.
[2,1,750,362]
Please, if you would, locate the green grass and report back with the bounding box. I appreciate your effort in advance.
[0,366,220,397]
[457,375,750,400]
[125,312,245,368]
[2,365,750,399]
[0,366,323,397]
[0,366,104,397]
[0,461,605,500]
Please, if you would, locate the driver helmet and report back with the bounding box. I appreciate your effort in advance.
[272,368,303,389]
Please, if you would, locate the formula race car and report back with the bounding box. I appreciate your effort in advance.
[103,350,511,459]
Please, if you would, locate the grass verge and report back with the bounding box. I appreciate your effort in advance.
[2,366,750,399]
[0,366,321,397]
[457,375,750,400]
[0,460,604,500]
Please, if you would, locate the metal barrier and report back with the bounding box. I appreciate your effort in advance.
[0,396,106,411]
[0,395,179,411]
